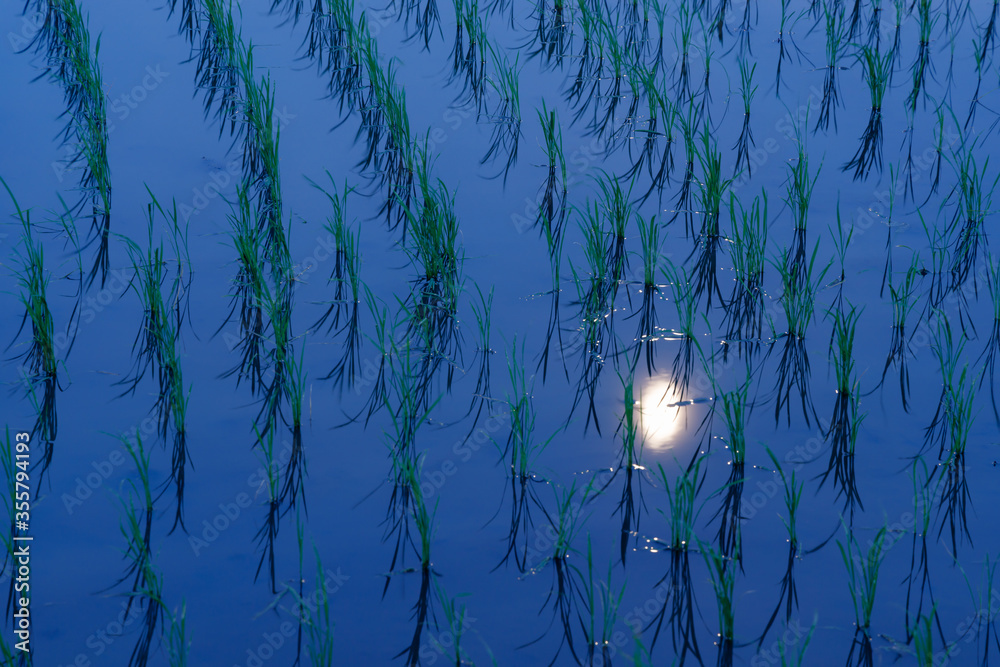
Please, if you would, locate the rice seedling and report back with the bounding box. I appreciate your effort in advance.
[406,147,462,294]
[5,183,60,450]
[256,281,295,437]
[287,544,335,666]
[565,0,600,105]
[624,64,677,203]
[219,185,267,394]
[722,191,768,358]
[501,340,554,480]
[910,607,938,666]
[390,0,441,48]
[582,16,629,140]
[716,381,749,466]
[693,128,731,239]
[785,137,820,233]
[21,0,112,287]
[526,0,570,66]
[673,0,696,100]
[880,256,920,411]
[669,104,700,237]
[775,0,806,94]
[688,129,731,305]
[450,0,487,108]
[534,100,568,274]
[656,456,705,552]
[838,524,888,634]
[581,537,626,664]
[922,315,967,457]
[662,261,706,400]
[699,543,736,651]
[430,583,483,664]
[906,0,936,112]
[815,2,846,133]
[164,602,190,667]
[630,214,663,373]
[400,452,436,570]
[977,256,1000,424]
[480,44,522,182]
[844,46,892,180]
[757,448,805,643]
[252,425,282,593]
[732,60,757,178]
[946,146,996,292]
[770,241,829,426]
[818,305,865,516]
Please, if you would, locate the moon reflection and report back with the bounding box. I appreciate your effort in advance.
[632,376,688,451]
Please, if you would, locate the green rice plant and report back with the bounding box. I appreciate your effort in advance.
[978,256,1000,423]
[765,447,803,551]
[616,368,641,470]
[656,456,705,551]
[406,147,462,292]
[164,601,190,667]
[946,148,997,291]
[450,0,487,106]
[534,100,568,272]
[820,306,865,514]
[674,0,696,99]
[699,543,736,643]
[910,607,937,666]
[624,64,677,202]
[430,584,477,665]
[881,256,919,410]
[596,174,633,282]
[4,182,59,447]
[774,242,828,339]
[723,191,768,352]
[288,545,335,666]
[197,0,242,135]
[109,441,163,665]
[693,128,732,238]
[777,619,815,666]
[838,524,888,634]
[815,3,846,132]
[733,60,757,177]
[256,280,295,437]
[392,0,441,48]
[924,316,968,456]
[547,479,591,563]
[906,0,935,111]
[775,0,805,93]
[581,537,626,664]
[481,44,521,182]
[717,382,749,466]
[22,0,112,286]
[502,340,553,479]
[308,173,361,331]
[945,366,977,460]
[662,260,707,398]
[785,138,820,232]
[397,452,436,569]
[845,46,893,180]
[771,241,830,426]
[221,184,267,393]
[637,214,663,291]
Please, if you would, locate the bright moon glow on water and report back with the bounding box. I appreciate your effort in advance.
[634,376,687,451]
